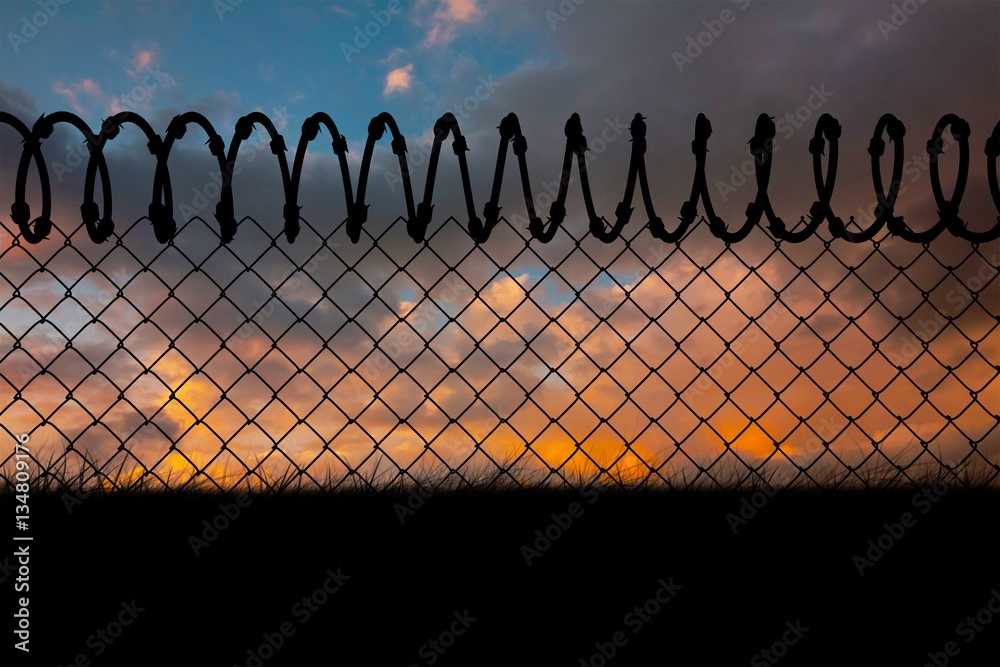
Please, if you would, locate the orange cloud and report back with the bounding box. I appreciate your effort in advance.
[126,48,157,78]
[384,64,414,95]
[51,81,81,113]
[424,0,483,46]
[52,79,105,114]
[78,79,102,95]
[440,0,481,22]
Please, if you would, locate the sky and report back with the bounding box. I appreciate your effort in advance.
[1,0,998,489]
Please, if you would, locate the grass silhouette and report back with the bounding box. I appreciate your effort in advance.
[4,441,995,497]
[2,442,996,666]
[1,463,997,667]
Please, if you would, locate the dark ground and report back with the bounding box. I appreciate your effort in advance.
[1,485,998,667]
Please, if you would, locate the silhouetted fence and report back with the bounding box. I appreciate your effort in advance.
[1,109,998,492]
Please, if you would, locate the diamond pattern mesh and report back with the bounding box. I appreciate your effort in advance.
[2,212,997,492]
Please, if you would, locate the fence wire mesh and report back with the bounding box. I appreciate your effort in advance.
[1,211,997,493]
[1,108,999,493]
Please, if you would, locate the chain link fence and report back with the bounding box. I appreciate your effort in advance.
[1,109,998,493]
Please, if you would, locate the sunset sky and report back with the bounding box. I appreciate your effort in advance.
[1,0,998,489]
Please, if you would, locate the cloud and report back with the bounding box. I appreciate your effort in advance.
[52,79,105,114]
[423,0,483,46]
[327,3,356,18]
[93,46,175,114]
[78,79,102,96]
[126,48,157,79]
[5,0,998,489]
[383,64,415,96]
[51,82,82,112]
[0,81,36,118]
[440,0,482,22]
[381,47,408,65]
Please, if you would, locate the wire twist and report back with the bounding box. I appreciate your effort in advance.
[3,109,999,245]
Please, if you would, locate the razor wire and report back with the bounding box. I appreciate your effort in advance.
[2,109,999,246]
[1,109,999,493]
